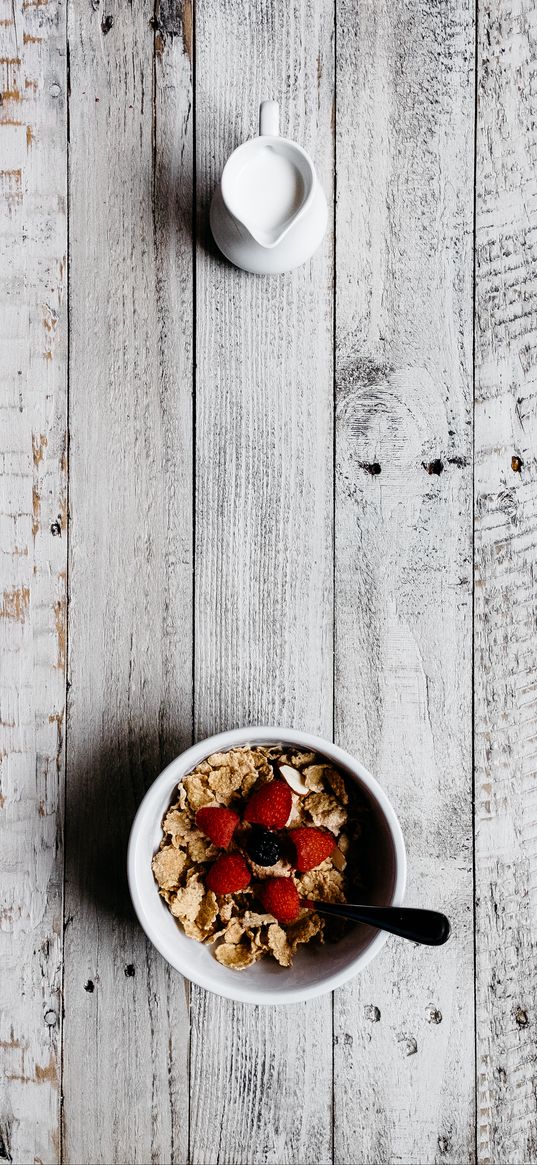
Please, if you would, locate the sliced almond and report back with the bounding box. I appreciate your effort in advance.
[278,763,309,796]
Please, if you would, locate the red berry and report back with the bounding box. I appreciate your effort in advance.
[206,854,251,895]
[260,877,301,923]
[289,826,335,872]
[243,780,292,830]
[196,806,239,849]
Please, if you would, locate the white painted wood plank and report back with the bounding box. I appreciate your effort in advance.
[475,1,537,1161]
[0,0,67,1161]
[188,1,335,1162]
[63,2,193,1161]
[333,2,475,1163]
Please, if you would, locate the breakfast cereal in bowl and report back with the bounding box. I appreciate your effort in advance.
[128,727,406,1003]
[151,744,368,970]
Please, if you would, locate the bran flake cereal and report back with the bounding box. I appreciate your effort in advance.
[151,744,367,970]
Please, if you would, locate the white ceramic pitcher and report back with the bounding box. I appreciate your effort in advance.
[210,101,328,274]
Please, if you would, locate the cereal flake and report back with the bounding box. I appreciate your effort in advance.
[152,845,188,890]
[215,943,257,970]
[267,923,293,967]
[306,791,347,835]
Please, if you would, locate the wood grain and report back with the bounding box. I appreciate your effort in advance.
[0,0,67,1161]
[188,1,334,1162]
[63,2,193,1162]
[333,2,475,1162]
[2,0,537,1160]
[475,1,537,1161]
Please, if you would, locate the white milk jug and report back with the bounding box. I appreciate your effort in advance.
[210,101,328,275]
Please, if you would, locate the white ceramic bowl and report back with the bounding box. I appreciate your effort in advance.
[127,727,406,1005]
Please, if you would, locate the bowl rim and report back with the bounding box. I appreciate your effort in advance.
[127,726,407,1005]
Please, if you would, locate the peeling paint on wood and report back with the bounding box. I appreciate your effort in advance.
[475,0,537,1161]
[157,0,183,39]
[333,1,475,1162]
[181,0,192,61]
[188,2,335,1162]
[32,433,48,465]
[0,2,67,1162]
[62,0,192,1161]
[53,596,65,670]
[32,485,40,535]
[1,585,30,621]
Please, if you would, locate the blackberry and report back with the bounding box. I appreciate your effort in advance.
[245,827,282,867]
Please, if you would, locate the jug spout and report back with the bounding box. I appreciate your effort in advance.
[221,128,315,249]
[259,100,279,137]
[248,223,287,250]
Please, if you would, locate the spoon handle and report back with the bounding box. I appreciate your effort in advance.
[308,901,451,946]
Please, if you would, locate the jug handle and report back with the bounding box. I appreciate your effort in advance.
[259,100,279,137]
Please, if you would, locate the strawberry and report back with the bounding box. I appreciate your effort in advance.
[289,826,335,872]
[206,853,251,894]
[260,877,301,923]
[195,806,239,849]
[243,780,292,830]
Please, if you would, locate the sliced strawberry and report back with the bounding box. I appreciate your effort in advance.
[289,826,335,872]
[195,805,239,849]
[243,780,292,830]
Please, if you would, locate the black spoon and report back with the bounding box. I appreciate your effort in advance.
[304,900,451,946]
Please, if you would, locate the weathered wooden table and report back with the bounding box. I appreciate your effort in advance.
[1,0,535,1162]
